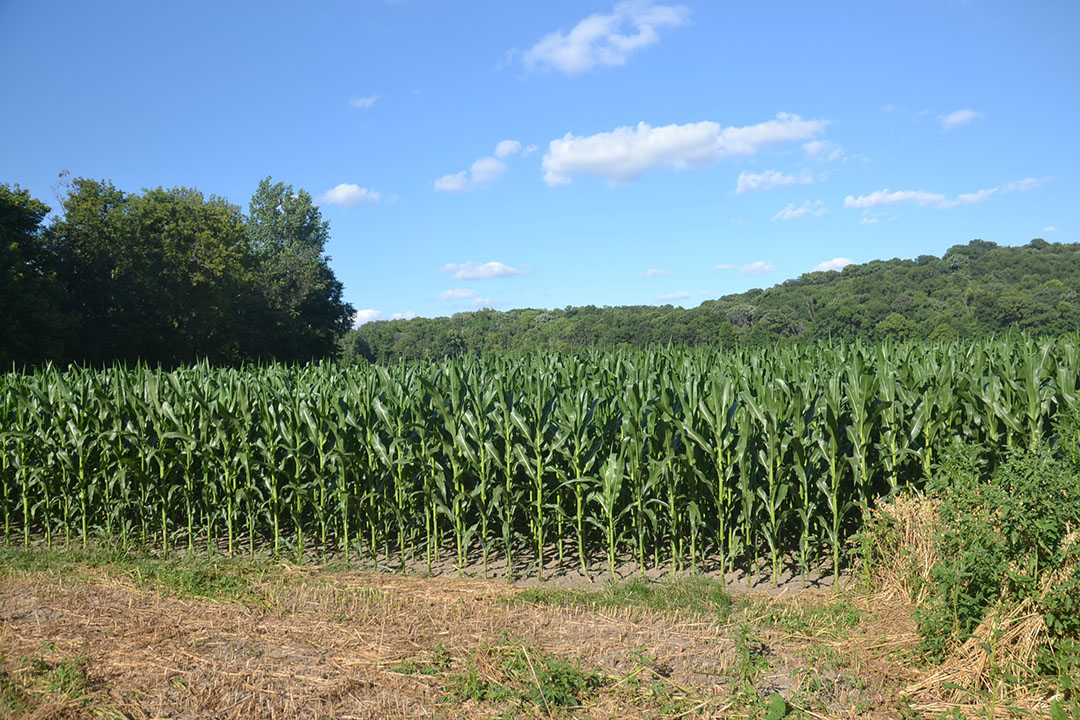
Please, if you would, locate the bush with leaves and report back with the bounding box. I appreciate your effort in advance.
[915,425,1080,661]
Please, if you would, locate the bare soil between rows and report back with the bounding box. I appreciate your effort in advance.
[0,563,919,719]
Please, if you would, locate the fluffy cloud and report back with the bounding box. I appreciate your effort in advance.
[438,288,476,300]
[319,184,382,207]
[494,140,522,158]
[740,260,773,275]
[542,113,827,185]
[713,263,736,271]
[469,156,507,184]
[845,178,1043,210]
[434,140,525,192]
[803,139,844,162]
[354,309,383,325]
[844,189,945,209]
[638,268,668,278]
[772,200,827,221]
[736,169,812,194]
[1043,226,1059,233]
[433,172,469,192]
[812,257,853,272]
[657,291,690,301]
[523,1,688,75]
[349,94,379,109]
[939,108,984,131]
[355,309,415,325]
[440,261,521,280]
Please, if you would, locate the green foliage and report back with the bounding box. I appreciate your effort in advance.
[0,183,64,368]
[390,641,452,676]
[349,239,1080,363]
[49,179,253,365]
[1,337,1077,584]
[731,623,769,698]
[441,644,604,711]
[756,599,861,638]
[526,653,604,708]
[244,177,354,362]
[515,575,733,618]
[1,175,352,368]
[126,560,254,602]
[765,692,788,720]
[916,435,1080,660]
[20,654,90,700]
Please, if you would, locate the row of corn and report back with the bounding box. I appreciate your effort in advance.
[1,337,1077,582]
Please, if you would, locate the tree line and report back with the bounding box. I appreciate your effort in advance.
[1,177,354,368]
[345,239,1080,364]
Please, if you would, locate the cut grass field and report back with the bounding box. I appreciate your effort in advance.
[0,548,925,720]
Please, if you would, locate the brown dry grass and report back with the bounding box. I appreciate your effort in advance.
[860,493,940,605]
[0,567,729,719]
[0,560,929,720]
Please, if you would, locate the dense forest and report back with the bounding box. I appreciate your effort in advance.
[5,177,1078,369]
[345,239,1080,363]
[1,179,353,368]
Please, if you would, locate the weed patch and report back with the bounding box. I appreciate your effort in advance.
[514,574,733,619]
[440,642,606,713]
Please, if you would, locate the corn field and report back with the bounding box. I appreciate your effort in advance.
[2,337,1078,582]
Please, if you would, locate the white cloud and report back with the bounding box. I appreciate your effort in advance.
[471,297,496,308]
[542,113,827,185]
[354,309,383,325]
[319,184,382,207]
[844,189,946,209]
[939,108,984,131]
[494,140,522,158]
[1043,226,1059,233]
[349,94,379,109]
[469,156,507,184]
[772,200,827,221]
[638,268,668,278]
[433,171,469,192]
[713,264,736,270]
[657,291,690,301]
[845,178,1044,210]
[740,260,773,275]
[812,257,853,272]
[1003,177,1044,193]
[736,168,812,193]
[438,288,476,300]
[440,261,521,280]
[803,139,845,162]
[390,311,417,321]
[523,1,689,75]
[435,140,524,192]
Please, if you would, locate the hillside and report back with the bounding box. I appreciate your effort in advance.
[344,239,1080,363]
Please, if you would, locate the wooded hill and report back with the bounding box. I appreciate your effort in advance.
[345,239,1080,363]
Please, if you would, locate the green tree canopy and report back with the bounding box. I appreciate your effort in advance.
[0,184,64,367]
[1,175,355,367]
[48,179,251,365]
[347,239,1080,364]
[245,177,354,362]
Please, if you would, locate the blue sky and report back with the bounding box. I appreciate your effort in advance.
[2,1,1077,323]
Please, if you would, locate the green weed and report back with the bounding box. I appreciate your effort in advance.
[514,575,732,619]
